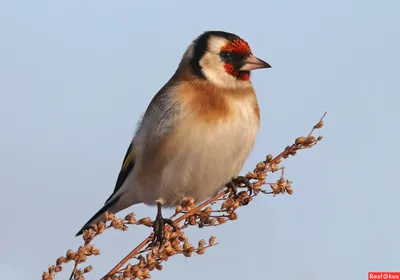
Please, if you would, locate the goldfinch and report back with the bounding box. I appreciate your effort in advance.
[76,31,271,237]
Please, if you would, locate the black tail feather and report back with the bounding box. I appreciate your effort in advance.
[75,198,119,236]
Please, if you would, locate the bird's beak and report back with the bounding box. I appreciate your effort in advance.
[240,54,271,71]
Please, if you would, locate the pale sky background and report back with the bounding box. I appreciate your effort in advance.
[1,0,399,279]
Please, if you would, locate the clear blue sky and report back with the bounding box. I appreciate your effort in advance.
[1,0,399,279]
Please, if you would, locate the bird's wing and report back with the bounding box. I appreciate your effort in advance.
[104,75,181,205]
[104,141,135,204]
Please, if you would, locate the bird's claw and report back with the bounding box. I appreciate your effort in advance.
[227,176,253,200]
[152,215,177,247]
[226,181,238,198]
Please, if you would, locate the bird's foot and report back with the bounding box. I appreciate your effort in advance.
[226,180,238,198]
[151,204,177,247]
[228,176,253,201]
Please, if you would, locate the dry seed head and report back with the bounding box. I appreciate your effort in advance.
[176,229,184,238]
[270,184,279,194]
[271,164,279,172]
[180,197,195,211]
[151,246,158,256]
[111,219,126,230]
[229,212,238,220]
[304,136,316,146]
[252,181,262,191]
[209,217,217,225]
[209,236,216,245]
[163,231,171,240]
[160,253,169,261]
[169,231,179,240]
[123,268,132,278]
[217,217,226,224]
[84,243,94,252]
[202,206,212,215]
[146,252,155,263]
[174,245,183,253]
[163,240,172,249]
[56,256,67,266]
[200,216,210,224]
[317,135,323,141]
[266,154,273,162]
[77,254,87,263]
[124,264,132,275]
[138,217,153,227]
[82,230,94,243]
[257,172,266,180]
[246,172,257,179]
[42,272,49,280]
[183,251,192,257]
[198,239,205,247]
[91,224,98,232]
[156,264,163,271]
[314,120,324,129]
[136,270,143,279]
[125,213,136,224]
[164,246,175,256]
[175,204,183,214]
[295,137,306,145]
[48,265,56,274]
[171,238,180,248]
[225,198,234,207]
[55,266,62,273]
[183,241,192,250]
[83,265,93,273]
[97,222,106,233]
[143,270,151,279]
[256,162,266,170]
[196,247,205,255]
[66,249,76,260]
[188,215,197,225]
[104,211,115,221]
[131,265,140,274]
[178,234,188,242]
[148,263,156,272]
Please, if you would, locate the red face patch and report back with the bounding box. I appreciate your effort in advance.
[221,39,252,55]
[224,64,250,81]
[221,38,252,81]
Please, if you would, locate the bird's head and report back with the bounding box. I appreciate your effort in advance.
[186,31,271,88]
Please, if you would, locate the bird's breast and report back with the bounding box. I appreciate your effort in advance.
[133,81,260,206]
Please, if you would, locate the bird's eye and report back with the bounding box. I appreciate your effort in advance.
[220,51,232,59]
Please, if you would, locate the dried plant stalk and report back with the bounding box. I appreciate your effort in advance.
[42,113,326,280]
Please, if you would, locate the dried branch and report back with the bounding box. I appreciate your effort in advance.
[42,112,326,280]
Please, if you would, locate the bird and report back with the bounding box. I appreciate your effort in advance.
[76,31,271,239]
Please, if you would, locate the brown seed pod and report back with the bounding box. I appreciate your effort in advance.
[314,120,324,129]
[209,236,216,245]
[295,137,306,145]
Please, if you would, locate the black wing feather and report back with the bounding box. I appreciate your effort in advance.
[105,141,135,204]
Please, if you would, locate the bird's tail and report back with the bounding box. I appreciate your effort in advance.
[75,196,121,236]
